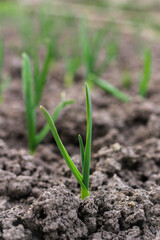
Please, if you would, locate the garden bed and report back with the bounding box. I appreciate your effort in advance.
[0,2,160,239]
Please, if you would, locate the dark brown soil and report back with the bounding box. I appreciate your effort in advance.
[0,26,160,239]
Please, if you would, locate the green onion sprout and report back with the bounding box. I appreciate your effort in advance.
[79,21,130,102]
[40,83,92,200]
[22,50,74,154]
[139,48,152,97]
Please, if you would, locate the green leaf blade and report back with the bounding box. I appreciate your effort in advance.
[33,52,40,105]
[83,83,92,191]
[35,39,53,106]
[22,53,36,153]
[78,134,85,175]
[139,49,152,98]
[91,75,131,102]
[40,105,89,196]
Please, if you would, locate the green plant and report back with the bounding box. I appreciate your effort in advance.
[90,74,131,102]
[0,39,10,103]
[38,9,60,62]
[22,49,74,154]
[19,6,60,59]
[80,21,130,102]
[80,21,111,78]
[32,40,53,107]
[40,83,92,200]
[139,48,152,97]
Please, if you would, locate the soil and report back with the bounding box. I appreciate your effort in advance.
[0,15,160,239]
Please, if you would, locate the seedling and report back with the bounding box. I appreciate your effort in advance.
[32,40,53,107]
[0,39,10,103]
[80,21,130,102]
[39,8,60,63]
[139,49,152,97]
[40,83,92,200]
[22,50,74,154]
[80,21,111,78]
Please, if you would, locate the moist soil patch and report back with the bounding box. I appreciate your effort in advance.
[0,32,160,239]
